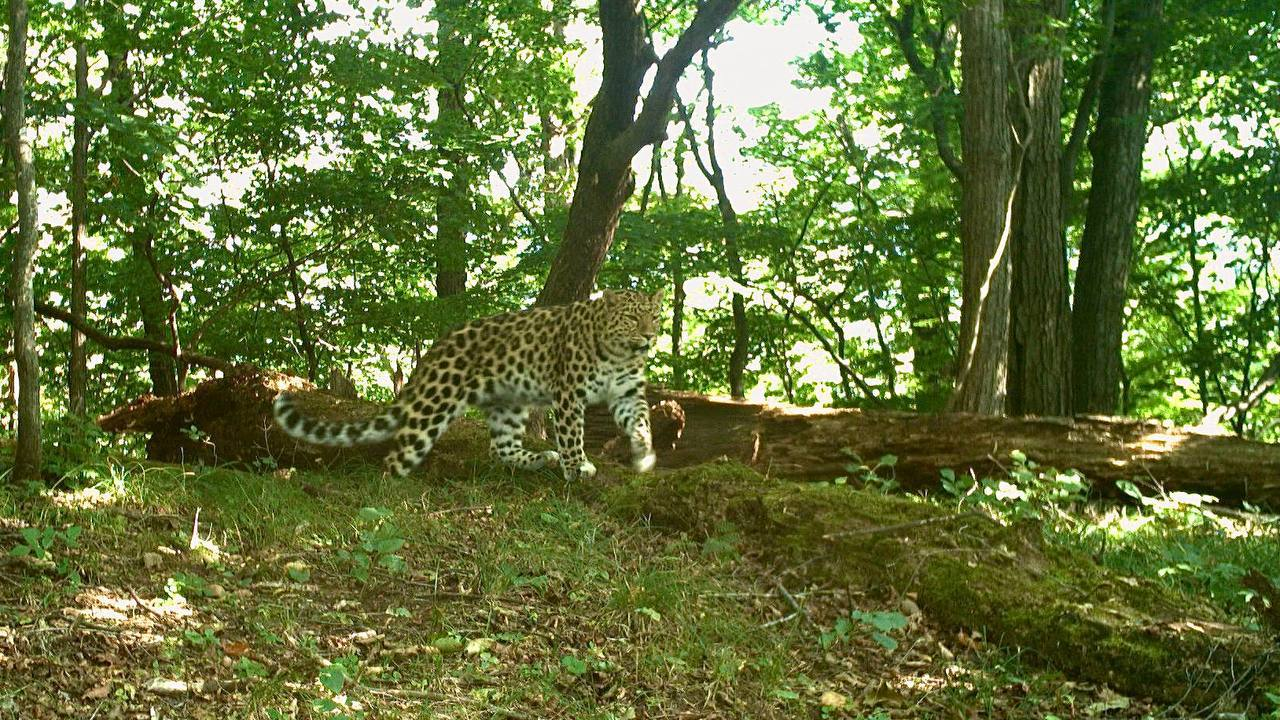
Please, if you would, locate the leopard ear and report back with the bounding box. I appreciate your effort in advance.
[601,289,621,302]
[649,289,665,307]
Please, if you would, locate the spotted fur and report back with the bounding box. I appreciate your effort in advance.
[273,289,663,481]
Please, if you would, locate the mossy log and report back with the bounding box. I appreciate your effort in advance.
[102,373,1280,509]
[594,462,1278,711]
[587,392,1280,508]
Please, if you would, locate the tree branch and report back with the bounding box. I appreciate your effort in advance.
[884,2,963,180]
[33,302,236,373]
[611,0,743,162]
[1061,0,1117,197]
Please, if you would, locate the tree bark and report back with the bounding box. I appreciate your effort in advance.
[68,0,90,416]
[433,0,469,299]
[949,0,1014,414]
[4,0,43,481]
[128,230,181,396]
[1071,0,1164,414]
[536,0,742,305]
[1007,0,1072,417]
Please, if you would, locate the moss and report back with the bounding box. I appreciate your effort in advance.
[594,460,1278,708]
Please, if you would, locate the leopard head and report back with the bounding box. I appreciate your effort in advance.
[598,288,664,358]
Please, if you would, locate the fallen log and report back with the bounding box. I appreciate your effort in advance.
[587,392,1280,508]
[593,462,1279,711]
[97,368,391,469]
[101,372,1280,508]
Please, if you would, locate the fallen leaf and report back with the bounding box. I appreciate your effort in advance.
[82,681,111,700]
[145,678,191,696]
[221,640,250,657]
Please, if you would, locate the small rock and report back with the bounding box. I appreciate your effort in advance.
[900,598,921,617]
[819,690,847,709]
[142,552,164,569]
[205,584,226,599]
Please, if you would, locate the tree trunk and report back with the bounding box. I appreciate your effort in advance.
[1071,0,1164,414]
[68,0,90,416]
[949,0,1014,414]
[4,0,43,481]
[1007,0,1072,417]
[670,254,686,389]
[681,52,750,399]
[536,0,743,305]
[433,0,469,299]
[129,231,181,396]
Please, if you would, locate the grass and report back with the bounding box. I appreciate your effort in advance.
[0,438,1276,718]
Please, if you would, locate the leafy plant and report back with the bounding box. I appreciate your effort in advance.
[10,525,81,561]
[834,449,899,493]
[10,525,82,583]
[337,507,406,583]
[819,609,908,651]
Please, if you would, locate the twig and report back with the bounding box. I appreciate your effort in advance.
[774,581,815,628]
[822,510,988,540]
[127,589,171,625]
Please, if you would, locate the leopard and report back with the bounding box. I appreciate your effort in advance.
[272,289,664,481]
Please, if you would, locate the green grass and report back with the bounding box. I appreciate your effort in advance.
[4,442,1275,718]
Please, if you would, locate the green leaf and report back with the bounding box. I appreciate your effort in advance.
[62,526,82,547]
[1010,450,1028,464]
[560,655,588,676]
[374,537,404,554]
[635,606,661,621]
[287,565,311,583]
[318,663,347,694]
[19,528,39,546]
[939,468,956,482]
[9,545,31,558]
[357,507,389,523]
[1116,479,1143,501]
[870,632,898,651]
[878,454,898,468]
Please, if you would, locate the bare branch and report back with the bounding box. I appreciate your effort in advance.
[33,301,236,372]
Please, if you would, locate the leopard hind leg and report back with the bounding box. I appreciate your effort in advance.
[383,391,468,477]
[486,404,559,471]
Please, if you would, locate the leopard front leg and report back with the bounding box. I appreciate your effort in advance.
[553,390,595,481]
[610,390,655,473]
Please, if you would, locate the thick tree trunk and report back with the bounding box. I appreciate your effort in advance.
[1008,0,1072,417]
[68,2,90,416]
[4,0,43,481]
[950,0,1014,414]
[1071,0,1164,414]
[536,0,743,305]
[433,0,469,299]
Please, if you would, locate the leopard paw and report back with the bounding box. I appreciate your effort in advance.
[563,459,597,482]
[632,451,657,473]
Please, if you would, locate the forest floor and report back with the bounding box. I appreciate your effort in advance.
[0,429,1275,719]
